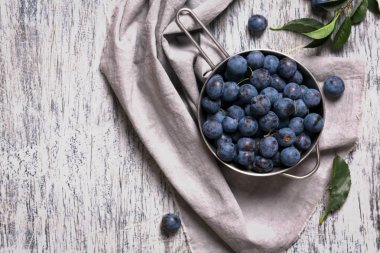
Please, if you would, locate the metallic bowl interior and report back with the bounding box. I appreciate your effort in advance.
[197,49,325,177]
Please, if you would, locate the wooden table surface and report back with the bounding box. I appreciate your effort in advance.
[0,0,379,252]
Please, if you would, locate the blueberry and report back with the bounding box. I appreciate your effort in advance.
[278,117,290,129]
[272,152,282,167]
[263,55,280,74]
[259,111,279,132]
[227,105,245,120]
[278,58,297,79]
[238,84,258,103]
[161,213,182,234]
[253,156,274,173]
[216,133,232,147]
[206,74,224,99]
[323,76,345,98]
[281,147,301,167]
[276,128,296,147]
[273,98,295,118]
[250,68,272,90]
[289,70,303,84]
[300,85,308,96]
[226,55,248,77]
[303,88,321,108]
[207,109,226,123]
[201,96,221,114]
[259,136,279,158]
[284,82,302,99]
[294,99,308,117]
[289,117,304,135]
[222,116,239,133]
[217,142,237,162]
[222,82,240,102]
[250,95,271,117]
[260,87,280,104]
[248,15,268,33]
[237,137,258,152]
[247,51,265,69]
[304,113,324,133]
[202,120,223,140]
[295,132,312,151]
[237,151,255,166]
[238,116,258,136]
[270,74,286,92]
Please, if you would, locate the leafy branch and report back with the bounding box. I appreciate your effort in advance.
[271,0,379,49]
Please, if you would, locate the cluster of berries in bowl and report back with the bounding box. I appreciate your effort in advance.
[200,51,324,174]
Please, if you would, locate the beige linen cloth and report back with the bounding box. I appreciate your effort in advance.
[100,0,365,252]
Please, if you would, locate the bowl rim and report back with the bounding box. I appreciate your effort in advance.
[197,49,326,177]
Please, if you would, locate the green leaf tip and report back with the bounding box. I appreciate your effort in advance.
[319,155,351,225]
[303,14,340,40]
[351,0,368,25]
[333,17,352,49]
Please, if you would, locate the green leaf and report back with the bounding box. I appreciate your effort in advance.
[351,0,368,25]
[368,0,380,14]
[320,0,349,12]
[319,155,351,225]
[303,14,340,39]
[271,18,324,33]
[332,16,352,49]
[304,36,330,48]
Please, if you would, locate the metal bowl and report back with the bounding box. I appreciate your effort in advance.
[176,9,324,179]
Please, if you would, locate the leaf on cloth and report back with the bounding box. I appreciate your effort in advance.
[319,155,351,225]
[368,0,380,14]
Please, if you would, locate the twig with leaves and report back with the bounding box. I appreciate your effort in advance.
[271,0,380,49]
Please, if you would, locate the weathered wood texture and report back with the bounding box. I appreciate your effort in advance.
[0,0,378,252]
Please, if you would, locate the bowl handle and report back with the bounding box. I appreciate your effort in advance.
[280,143,321,179]
[175,8,230,69]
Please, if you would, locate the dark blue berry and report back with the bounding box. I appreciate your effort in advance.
[161,213,182,234]
[253,156,274,173]
[270,74,286,92]
[238,116,259,136]
[323,76,345,98]
[237,137,258,152]
[260,87,280,104]
[227,105,245,120]
[289,117,304,135]
[289,70,303,84]
[248,15,268,33]
[202,120,223,140]
[304,113,324,133]
[281,147,301,167]
[250,68,272,90]
[207,109,226,123]
[303,88,321,108]
[294,99,308,117]
[259,136,279,158]
[222,116,239,133]
[201,96,221,114]
[237,151,255,166]
[250,95,271,117]
[276,128,296,147]
[216,134,232,147]
[247,51,265,69]
[295,132,312,151]
[272,152,282,167]
[226,55,248,77]
[206,74,224,99]
[273,98,295,118]
[263,55,280,74]
[284,82,302,99]
[222,82,240,102]
[238,84,258,103]
[259,111,279,132]
[217,142,237,162]
[278,58,297,79]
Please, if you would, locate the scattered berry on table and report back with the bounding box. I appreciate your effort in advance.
[248,15,268,33]
[161,213,182,235]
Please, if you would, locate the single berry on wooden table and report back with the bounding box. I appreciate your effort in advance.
[161,213,182,235]
[323,76,345,98]
[248,15,268,33]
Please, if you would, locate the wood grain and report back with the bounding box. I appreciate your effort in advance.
[0,0,378,252]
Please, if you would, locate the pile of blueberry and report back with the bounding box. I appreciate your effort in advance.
[201,51,325,173]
